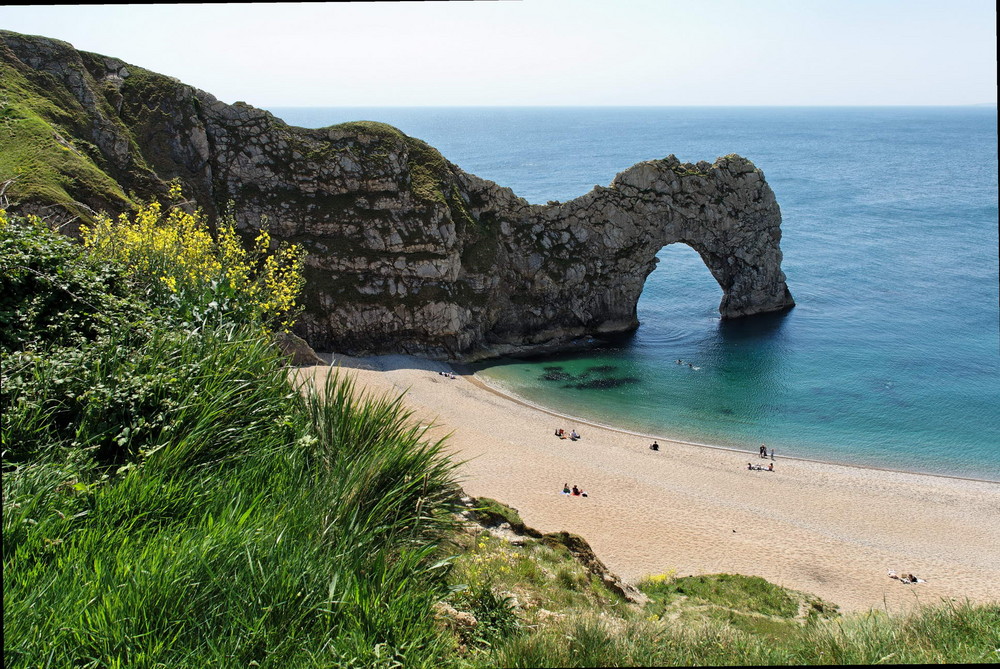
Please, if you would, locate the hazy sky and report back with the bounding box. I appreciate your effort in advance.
[2,1,996,107]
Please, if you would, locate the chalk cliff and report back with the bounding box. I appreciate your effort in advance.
[1,30,794,360]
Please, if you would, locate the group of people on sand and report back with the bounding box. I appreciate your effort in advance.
[888,570,926,584]
[562,482,588,497]
[748,444,776,470]
[551,424,782,476]
[437,371,457,380]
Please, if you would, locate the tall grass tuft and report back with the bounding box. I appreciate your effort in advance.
[2,209,463,667]
[488,601,1000,667]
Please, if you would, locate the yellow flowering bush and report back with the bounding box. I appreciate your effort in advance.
[80,192,306,332]
[645,570,677,585]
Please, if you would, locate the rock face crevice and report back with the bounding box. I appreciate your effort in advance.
[2,30,794,361]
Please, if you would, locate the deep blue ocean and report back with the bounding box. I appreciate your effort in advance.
[270,107,999,481]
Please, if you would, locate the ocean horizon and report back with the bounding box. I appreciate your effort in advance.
[270,106,1000,481]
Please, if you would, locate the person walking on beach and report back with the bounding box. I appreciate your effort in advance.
[760,444,767,458]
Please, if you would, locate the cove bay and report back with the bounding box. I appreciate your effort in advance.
[272,106,999,481]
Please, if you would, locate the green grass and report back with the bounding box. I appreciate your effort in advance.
[486,599,1000,667]
[0,59,133,222]
[2,213,464,668]
[3,341,466,667]
[470,497,525,529]
[641,573,804,619]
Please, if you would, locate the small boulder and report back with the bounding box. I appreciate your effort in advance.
[272,331,325,366]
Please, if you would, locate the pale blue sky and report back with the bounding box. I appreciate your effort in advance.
[2,1,996,107]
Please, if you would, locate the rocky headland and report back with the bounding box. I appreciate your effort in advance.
[1,30,793,360]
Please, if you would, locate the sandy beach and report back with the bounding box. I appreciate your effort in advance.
[294,354,1000,614]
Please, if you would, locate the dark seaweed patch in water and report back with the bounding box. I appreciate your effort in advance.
[539,363,634,388]
[583,365,618,376]
[568,377,640,390]
[718,408,735,415]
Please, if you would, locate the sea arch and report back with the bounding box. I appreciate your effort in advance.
[478,154,795,356]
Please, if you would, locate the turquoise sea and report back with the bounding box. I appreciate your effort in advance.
[270,107,999,481]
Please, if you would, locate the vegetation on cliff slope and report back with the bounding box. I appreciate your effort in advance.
[445,500,999,667]
[0,49,133,223]
[1,204,461,667]
[2,32,480,238]
[3,204,997,667]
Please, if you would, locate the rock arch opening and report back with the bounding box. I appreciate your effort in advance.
[637,243,725,331]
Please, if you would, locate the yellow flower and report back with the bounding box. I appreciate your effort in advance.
[80,188,306,332]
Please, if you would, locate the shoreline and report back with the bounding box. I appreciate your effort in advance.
[463,368,1000,486]
[297,352,1000,614]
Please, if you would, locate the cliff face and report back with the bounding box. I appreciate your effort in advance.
[1,30,794,360]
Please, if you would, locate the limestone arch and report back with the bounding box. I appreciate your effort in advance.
[486,155,796,357]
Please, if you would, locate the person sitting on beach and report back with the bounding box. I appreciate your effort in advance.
[747,462,754,470]
[570,429,580,441]
[562,483,571,495]
[767,462,774,471]
[555,428,566,438]
[650,441,660,451]
[571,485,580,496]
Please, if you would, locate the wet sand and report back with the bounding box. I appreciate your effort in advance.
[294,354,1000,614]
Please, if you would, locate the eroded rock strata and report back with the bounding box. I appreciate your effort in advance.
[2,31,794,360]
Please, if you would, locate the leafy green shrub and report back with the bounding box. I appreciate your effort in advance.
[0,211,139,353]
[641,573,802,618]
[472,497,524,529]
[556,567,581,591]
[456,582,519,648]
